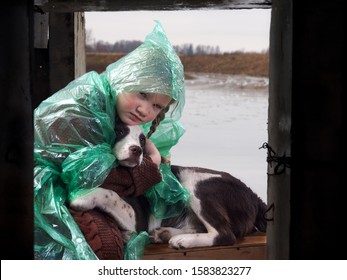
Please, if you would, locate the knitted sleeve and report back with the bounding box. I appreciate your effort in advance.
[100,156,162,197]
[70,156,162,260]
[69,208,123,260]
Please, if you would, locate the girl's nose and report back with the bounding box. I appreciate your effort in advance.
[136,106,145,117]
[136,103,150,117]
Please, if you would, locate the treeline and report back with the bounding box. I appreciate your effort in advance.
[86,40,143,53]
[86,40,221,55]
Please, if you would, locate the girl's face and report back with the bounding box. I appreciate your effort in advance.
[116,92,172,125]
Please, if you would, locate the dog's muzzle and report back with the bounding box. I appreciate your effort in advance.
[117,145,143,167]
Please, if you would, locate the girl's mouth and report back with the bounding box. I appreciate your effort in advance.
[130,113,142,122]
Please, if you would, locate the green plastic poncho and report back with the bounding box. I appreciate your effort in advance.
[34,21,189,260]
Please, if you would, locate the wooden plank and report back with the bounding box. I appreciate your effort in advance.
[36,0,272,12]
[1,3,34,260]
[49,13,75,94]
[143,233,266,260]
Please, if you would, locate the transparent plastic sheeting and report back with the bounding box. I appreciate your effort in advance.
[123,232,150,260]
[33,21,189,260]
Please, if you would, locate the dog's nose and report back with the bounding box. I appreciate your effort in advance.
[129,145,142,156]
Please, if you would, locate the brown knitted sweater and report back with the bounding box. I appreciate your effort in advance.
[69,156,162,259]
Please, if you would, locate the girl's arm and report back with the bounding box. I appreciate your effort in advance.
[100,156,162,197]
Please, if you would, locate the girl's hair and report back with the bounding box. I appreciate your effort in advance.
[146,99,177,139]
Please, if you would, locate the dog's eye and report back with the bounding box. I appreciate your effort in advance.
[140,135,146,148]
[115,128,124,138]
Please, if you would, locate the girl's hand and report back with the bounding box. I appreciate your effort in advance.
[144,139,161,167]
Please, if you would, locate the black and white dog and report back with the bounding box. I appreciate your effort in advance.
[70,122,267,249]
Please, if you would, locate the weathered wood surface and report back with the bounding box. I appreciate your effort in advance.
[143,232,266,260]
[35,0,272,12]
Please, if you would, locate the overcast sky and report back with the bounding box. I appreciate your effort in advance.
[85,9,271,53]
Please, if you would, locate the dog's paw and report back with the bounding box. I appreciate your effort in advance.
[150,228,172,244]
[121,230,133,243]
[168,234,196,249]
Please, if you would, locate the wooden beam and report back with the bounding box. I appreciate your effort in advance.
[35,0,272,12]
[143,233,266,260]
[0,2,33,260]
[48,12,86,94]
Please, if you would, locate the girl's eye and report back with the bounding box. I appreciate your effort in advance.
[153,104,162,110]
[139,92,147,98]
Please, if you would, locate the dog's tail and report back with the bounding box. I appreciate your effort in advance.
[255,199,267,232]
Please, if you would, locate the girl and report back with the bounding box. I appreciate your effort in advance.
[34,21,188,260]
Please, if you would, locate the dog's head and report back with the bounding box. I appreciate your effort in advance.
[112,122,146,167]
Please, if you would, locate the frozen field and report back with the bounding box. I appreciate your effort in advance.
[170,73,269,202]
